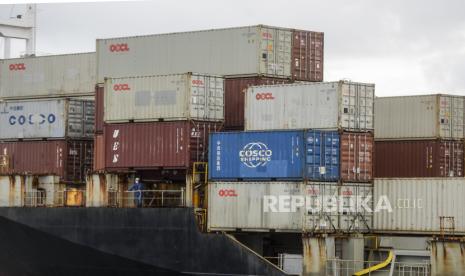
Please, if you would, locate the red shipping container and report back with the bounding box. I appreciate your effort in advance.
[95,84,104,134]
[0,140,93,183]
[340,132,374,182]
[224,77,293,130]
[93,133,105,171]
[375,140,464,177]
[104,121,222,170]
[291,30,324,82]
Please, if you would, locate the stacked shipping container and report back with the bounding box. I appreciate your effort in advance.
[0,53,96,187]
[373,94,465,234]
[208,80,375,232]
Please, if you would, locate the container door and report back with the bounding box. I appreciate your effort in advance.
[340,83,357,130]
[438,95,464,139]
[439,141,464,177]
[259,26,292,77]
[303,183,339,232]
[305,131,340,181]
[67,100,84,138]
[291,30,323,81]
[340,133,357,181]
[357,134,374,182]
[190,75,207,120]
[205,76,224,121]
[339,184,373,232]
[83,101,95,138]
[358,84,374,131]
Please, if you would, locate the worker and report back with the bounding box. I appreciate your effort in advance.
[129,177,144,208]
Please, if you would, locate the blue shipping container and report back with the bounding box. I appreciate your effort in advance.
[209,131,304,180]
[305,131,340,181]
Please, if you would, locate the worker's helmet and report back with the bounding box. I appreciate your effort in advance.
[135,177,140,182]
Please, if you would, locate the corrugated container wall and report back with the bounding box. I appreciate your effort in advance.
[0,140,93,183]
[0,98,95,140]
[374,178,465,234]
[208,181,304,232]
[340,132,374,182]
[95,84,104,134]
[208,181,372,233]
[208,131,305,180]
[93,134,105,171]
[375,94,465,140]
[245,81,374,132]
[104,121,222,170]
[224,77,293,130]
[375,140,464,177]
[97,25,323,83]
[0,53,96,99]
[104,73,224,123]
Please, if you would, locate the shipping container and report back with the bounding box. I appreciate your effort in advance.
[303,182,373,233]
[374,178,465,234]
[0,52,96,99]
[208,181,304,232]
[93,133,105,171]
[375,140,463,177]
[224,76,293,130]
[375,94,465,140]
[340,132,374,182]
[291,29,324,81]
[104,73,224,123]
[0,140,93,183]
[95,84,104,134]
[97,25,323,83]
[305,131,340,181]
[0,98,94,140]
[104,121,222,170]
[208,130,305,180]
[245,81,374,131]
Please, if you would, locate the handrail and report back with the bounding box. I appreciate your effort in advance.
[353,250,394,276]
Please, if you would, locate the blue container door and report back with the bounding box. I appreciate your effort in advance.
[305,131,340,181]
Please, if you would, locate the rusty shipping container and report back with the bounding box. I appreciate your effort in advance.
[340,132,374,182]
[291,30,324,81]
[0,140,93,183]
[375,140,464,177]
[104,121,222,171]
[95,84,104,134]
[93,133,105,171]
[224,76,293,130]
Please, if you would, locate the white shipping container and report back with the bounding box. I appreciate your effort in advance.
[245,81,374,131]
[0,98,94,139]
[97,25,292,82]
[0,53,96,99]
[375,94,465,140]
[104,73,224,122]
[374,178,465,233]
[208,181,304,232]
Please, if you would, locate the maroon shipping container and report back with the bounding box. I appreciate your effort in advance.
[95,83,104,134]
[0,140,93,183]
[104,121,222,170]
[375,140,464,178]
[341,132,374,182]
[93,133,105,171]
[224,77,293,130]
[291,30,324,82]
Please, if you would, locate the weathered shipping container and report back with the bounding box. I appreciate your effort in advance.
[208,181,304,232]
[374,178,465,233]
[224,76,293,130]
[93,134,105,171]
[0,98,94,140]
[0,53,96,99]
[305,131,340,181]
[0,140,93,183]
[97,25,323,83]
[104,73,224,123]
[208,130,305,180]
[208,181,372,232]
[104,121,222,170]
[375,94,465,140]
[304,182,373,233]
[340,132,374,182]
[95,84,104,134]
[245,81,374,131]
[375,140,463,177]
